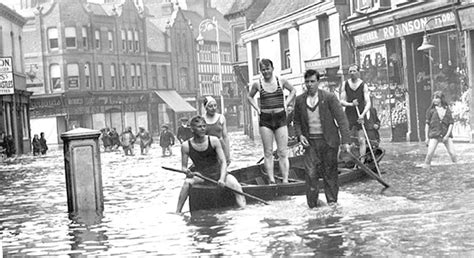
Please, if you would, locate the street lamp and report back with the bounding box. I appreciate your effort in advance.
[417,17,438,51]
[197,17,225,114]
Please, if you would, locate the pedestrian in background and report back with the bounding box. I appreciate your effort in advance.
[294,69,351,208]
[159,125,175,157]
[247,58,296,184]
[120,126,136,156]
[4,135,15,158]
[340,64,371,163]
[137,126,152,155]
[109,127,121,150]
[32,134,41,156]
[203,96,231,165]
[176,117,193,144]
[101,128,112,152]
[420,91,456,169]
[39,132,48,155]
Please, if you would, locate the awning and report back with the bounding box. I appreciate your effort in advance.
[154,90,196,112]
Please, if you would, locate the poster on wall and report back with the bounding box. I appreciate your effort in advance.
[0,57,14,95]
[25,63,44,88]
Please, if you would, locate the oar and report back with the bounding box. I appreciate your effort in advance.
[162,166,270,205]
[347,152,390,188]
[356,106,382,177]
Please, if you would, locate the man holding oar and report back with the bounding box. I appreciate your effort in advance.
[294,69,351,208]
[175,116,246,213]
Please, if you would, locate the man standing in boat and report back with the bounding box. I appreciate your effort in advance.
[294,69,351,208]
[176,116,246,213]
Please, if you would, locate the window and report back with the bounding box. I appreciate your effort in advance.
[128,30,133,51]
[97,63,104,88]
[67,63,79,88]
[134,30,139,52]
[161,65,168,88]
[0,26,3,56]
[251,40,259,75]
[179,67,188,90]
[84,62,91,88]
[108,31,114,51]
[130,64,135,88]
[136,64,142,88]
[152,64,158,88]
[82,26,88,48]
[121,63,126,88]
[233,26,244,62]
[279,29,290,70]
[50,64,61,90]
[48,27,58,50]
[319,15,331,58]
[65,27,76,48]
[110,64,116,88]
[121,29,126,51]
[95,30,100,49]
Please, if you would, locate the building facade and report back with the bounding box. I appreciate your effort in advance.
[20,0,178,144]
[0,3,32,155]
[343,0,471,142]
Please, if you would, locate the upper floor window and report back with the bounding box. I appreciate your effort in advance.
[319,15,331,58]
[97,63,104,88]
[128,30,133,52]
[279,29,290,70]
[179,67,188,90]
[161,65,168,89]
[108,31,114,51]
[67,63,79,88]
[82,26,88,49]
[110,63,116,89]
[121,29,126,51]
[251,40,259,75]
[136,64,142,88]
[65,27,76,48]
[130,64,136,88]
[152,64,158,88]
[50,64,61,90]
[233,26,244,62]
[134,30,139,52]
[121,63,126,88]
[95,30,101,49]
[84,62,91,88]
[47,27,58,50]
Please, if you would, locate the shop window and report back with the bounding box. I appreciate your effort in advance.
[47,27,58,50]
[110,63,116,89]
[97,63,104,88]
[108,31,114,51]
[280,29,290,70]
[251,40,259,75]
[84,62,91,88]
[95,30,101,49]
[82,26,88,49]
[319,15,331,58]
[67,63,79,88]
[65,27,76,48]
[50,64,61,90]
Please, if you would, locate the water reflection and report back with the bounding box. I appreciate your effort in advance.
[68,210,109,253]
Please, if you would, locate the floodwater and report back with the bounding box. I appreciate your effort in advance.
[1,131,474,256]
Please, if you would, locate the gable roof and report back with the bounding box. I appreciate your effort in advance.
[253,0,318,27]
[225,0,253,16]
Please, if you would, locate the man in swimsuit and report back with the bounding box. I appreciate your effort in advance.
[340,64,371,162]
[176,116,246,213]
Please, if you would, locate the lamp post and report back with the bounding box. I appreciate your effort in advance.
[197,17,225,114]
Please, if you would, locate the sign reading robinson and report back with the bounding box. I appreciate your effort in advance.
[0,57,14,95]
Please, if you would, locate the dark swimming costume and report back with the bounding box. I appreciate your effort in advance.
[259,110,287,131]
[188,136,220,180]
[344,80,366,131]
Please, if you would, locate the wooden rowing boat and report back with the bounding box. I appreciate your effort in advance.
[188,147,385,212]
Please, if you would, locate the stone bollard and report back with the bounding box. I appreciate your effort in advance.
[61,127,103,213]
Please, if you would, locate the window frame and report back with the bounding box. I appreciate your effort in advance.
[47,27,59,50]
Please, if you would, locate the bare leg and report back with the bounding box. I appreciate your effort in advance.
[424,138,439,166]
[176,178,194,213]
[358,129,366,161]
[225,174,246,207]
[259,126,275,183]
[274,126,289,183]
[443,138,456,163]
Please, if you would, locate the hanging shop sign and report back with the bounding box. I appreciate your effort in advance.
[304,56,340,72]
[354,12,456,46]
[0,57,14,95]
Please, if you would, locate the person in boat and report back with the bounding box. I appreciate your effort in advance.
[247,58,296,184]
[202,96,231,165]
[176,116,246,213]
[340,64,371,163]
[419,90,456,169]
[294,69,351,208]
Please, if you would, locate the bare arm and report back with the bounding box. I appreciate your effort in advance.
[247,82,260,114]
[220,115,230,163]
[211,137,227,184]
[281,78,296,108]
[181,141,190,171]
[361,84,371,118]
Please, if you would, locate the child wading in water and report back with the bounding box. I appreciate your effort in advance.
[420,91,457,168]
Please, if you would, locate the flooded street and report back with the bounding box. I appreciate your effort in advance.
[2,131,474,256]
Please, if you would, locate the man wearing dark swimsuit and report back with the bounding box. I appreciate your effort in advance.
[176,116,246,213]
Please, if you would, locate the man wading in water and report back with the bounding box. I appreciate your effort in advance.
[176,116,246,213]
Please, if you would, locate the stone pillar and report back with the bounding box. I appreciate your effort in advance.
[61,128,103,213]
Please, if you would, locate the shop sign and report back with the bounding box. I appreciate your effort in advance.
[31,97,62,109]
[459,6,474,30]
[304,56,340,71]
[354,12,456,46]
[0,57,14,95]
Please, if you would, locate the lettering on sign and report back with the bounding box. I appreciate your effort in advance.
[0,57,14,95]
[354,12,455,46]
[304,56,340,70]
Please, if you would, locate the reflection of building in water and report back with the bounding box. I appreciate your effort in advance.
[69,211,109,252]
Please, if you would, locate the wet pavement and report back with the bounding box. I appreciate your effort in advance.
[1,131,474,256]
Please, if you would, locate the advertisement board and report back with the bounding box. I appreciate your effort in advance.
[0,57,14,95]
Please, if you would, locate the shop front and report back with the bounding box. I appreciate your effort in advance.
[347,8,468,142]
[304,56,342,95]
